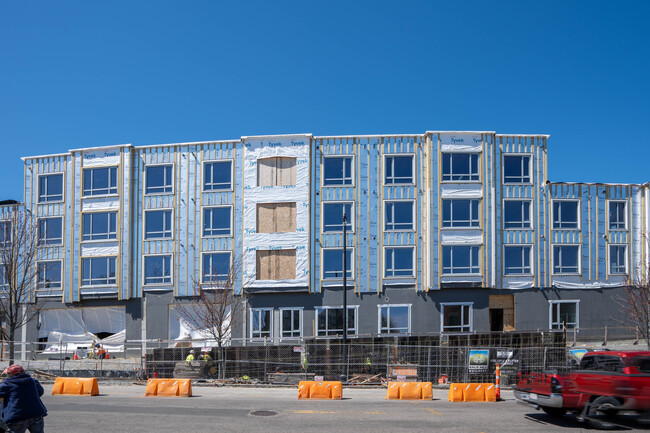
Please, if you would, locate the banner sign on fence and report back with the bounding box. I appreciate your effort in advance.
[293,346,304,353]
[468,349,489,373]
[490,348,520,372]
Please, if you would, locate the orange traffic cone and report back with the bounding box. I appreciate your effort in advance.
[73,351,79,360]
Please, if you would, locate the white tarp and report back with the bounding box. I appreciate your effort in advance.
[38,309,84,338]
[440,230,483,245]
[551,278,626,289]
[168,306,230,347]
[81,198,120,211]
[43,330,126,353]
[242,135,310,288]
[502,278,535,290]
[83,306,125,334]
[82,148,121,167]
[440,184,483,198]
[80,244,119,257]
[39,307,126,352]
[440,275,482,283]
[440,134,483,153]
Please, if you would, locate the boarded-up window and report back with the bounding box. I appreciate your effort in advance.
[257,157,296,186]
[256,203,296,233]
[256,250,296,280]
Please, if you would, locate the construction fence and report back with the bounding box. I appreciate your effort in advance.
[10,328,645,384]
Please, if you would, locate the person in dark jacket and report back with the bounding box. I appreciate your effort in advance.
[0,365,47,433]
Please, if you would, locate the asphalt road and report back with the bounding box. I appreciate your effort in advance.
[38,385,648,433]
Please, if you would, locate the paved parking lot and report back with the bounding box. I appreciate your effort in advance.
[39,384,648,432]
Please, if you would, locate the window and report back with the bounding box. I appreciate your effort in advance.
[38,174,63,202]
[145,165,173,194]
[504,246,532,275]
[442,153,479,181]
[203,207,232,237]
[503,155,531,184]
[609,201,626,230]
[256,250,296,280]
[202,252,231,283]
[442,246,480,275]
[256,203,296,233]
[385,155,414,185]
[0,221,11,248]
[250,308,272,339]
[257,157,296,187]
[441,303,472,333]
[323,156,353,186]
[550,301,579,330]
[379,305,410,334]
[37,261,62,290]
[385,201,414,231]
[322,248,353,279]
[503,200,531,229]
[83,167,117,196]
[609,245,626,274]
[38,217,63,245]
[323,202,353,232]
[384,247,414,277]
[442,199,480,228]
[82,212,117,241]
[553,201,579,229]
[553,245,580,274]
[81,257,116,286]
[204,161,232,191]
[145,210,172,239]
[281,309,302,338]
[0,264,6,287]
[316,307,357,336]
[144,255,172,285]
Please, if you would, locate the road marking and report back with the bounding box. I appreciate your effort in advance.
[425,408,442,416]
[286,410,386,415]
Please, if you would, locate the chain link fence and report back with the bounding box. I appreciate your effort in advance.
[5,327,645,384]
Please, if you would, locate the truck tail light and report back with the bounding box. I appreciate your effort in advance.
[551,377,563,394]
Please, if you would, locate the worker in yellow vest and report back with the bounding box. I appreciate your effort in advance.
[185,350,195,362]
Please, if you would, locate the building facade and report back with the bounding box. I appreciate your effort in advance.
[12,131,648,351]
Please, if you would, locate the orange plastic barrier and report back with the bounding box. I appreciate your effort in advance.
[447,383,496,402]
[52,377,99,396]
[386,382,433,400]
[145,378,192,397]
[448,383,464,402]
[298,381,342,399]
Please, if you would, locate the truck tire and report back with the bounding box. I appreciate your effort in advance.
[592,396,620,417]
[541,406,567,418]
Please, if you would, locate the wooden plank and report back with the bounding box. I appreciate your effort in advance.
[256,204,276,233]
[257,158,275,187]
[277,157,296,186]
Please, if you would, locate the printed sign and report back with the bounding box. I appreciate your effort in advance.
[569,349,588,362]
[490,348,520,372]
[468,349,490,373]
[293,346,304,353]
[314,376,324,381]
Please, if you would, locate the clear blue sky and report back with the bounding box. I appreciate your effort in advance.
[1,1,649,201]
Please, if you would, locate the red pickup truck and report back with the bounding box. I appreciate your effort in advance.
[515,351,650,425]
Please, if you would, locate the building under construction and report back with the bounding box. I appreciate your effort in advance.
[4,130,646,357]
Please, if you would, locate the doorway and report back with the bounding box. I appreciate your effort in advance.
[489,295,515,332]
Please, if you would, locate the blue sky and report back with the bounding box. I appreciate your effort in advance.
[1,1,649,201]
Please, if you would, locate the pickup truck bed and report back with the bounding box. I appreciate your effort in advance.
[515,351,650,424]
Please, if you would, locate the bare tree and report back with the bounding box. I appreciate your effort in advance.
[615,236,650,348]
[0,205,43,364]
[174,263,247,379]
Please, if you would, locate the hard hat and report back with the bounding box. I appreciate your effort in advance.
[190,350,195,353]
